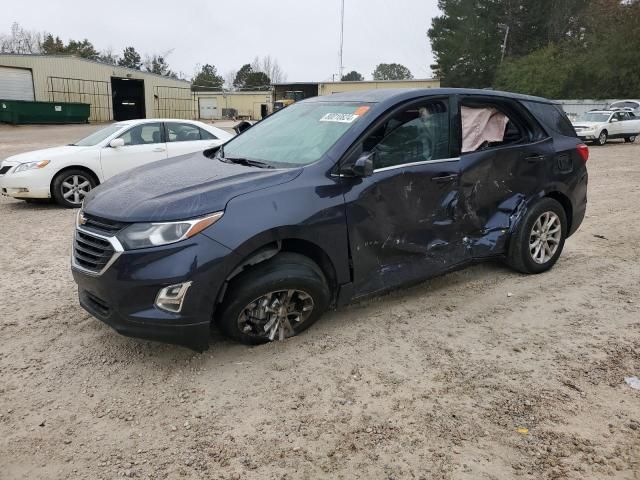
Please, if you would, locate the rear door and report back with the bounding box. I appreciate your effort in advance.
[343,96,468,297]
[100,122,167,179]
[456,96,555,258]
[164,122,223,157]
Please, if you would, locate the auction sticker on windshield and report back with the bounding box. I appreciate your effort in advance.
[320,113,361,123]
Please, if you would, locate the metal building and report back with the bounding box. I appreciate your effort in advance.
[194,91,273,120]
[0,54,193,122]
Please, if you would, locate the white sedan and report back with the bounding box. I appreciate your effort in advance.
[0,119,233,207]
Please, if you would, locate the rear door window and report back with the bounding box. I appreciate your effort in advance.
[459,98,539,153]
[118,123,163,146]
[199,128,217,140]
[165,122,202,142]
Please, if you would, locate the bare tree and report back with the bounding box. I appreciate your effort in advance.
[250,55,287,84]
[0,22,42,54]
[224,69,237,91]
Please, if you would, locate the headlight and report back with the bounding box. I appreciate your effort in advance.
[116,212,223,250]
[13,160,50,173]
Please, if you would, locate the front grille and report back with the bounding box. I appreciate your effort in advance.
[81,213,127,236]
[74,230,115,273]
[0,166,11,175]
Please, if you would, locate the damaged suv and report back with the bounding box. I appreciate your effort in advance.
[72,89,588,351]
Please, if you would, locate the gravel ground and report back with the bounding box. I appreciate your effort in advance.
[0,124,639,480]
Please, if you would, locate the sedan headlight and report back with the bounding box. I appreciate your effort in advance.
[116,212,223,250]
[13,160,50,173]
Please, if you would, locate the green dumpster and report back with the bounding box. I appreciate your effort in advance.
[0,99,90,124]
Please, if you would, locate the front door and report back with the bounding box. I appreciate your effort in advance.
[343,97,467,297]
[100,122,167,179]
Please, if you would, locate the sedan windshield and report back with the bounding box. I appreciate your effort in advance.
[577,113,611,123]
[221,102,372,168]
[72,124,125,146]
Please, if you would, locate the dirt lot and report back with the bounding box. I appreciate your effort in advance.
[1,124,639,480]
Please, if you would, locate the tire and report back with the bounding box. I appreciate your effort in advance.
[507,198,567,274]
[51,169,96,208]
[624,135,636,143]
[217,253,331,345]
[595,130,608,146]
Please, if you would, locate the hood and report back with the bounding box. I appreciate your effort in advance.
[571,121,602,128]
[5,145,91,163]
[83,151,303,222]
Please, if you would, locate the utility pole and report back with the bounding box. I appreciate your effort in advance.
[339,0,345,81]
[500,24,510,63]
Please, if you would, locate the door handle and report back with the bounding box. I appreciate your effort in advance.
[431,173,458,183]
[525,154,545,163]
[152,147,166,152]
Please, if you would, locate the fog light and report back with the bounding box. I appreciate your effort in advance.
[155,281,192,313]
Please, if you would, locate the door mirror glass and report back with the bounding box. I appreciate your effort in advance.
[109,138,125,148]
[352,152,374,177]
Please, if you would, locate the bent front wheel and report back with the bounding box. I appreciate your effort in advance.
[217,253,330,345]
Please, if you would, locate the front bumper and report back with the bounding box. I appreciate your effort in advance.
[0,166,52,199]
[72,231,237,351]
[576,133,597,141]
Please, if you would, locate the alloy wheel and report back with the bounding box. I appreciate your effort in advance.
[529,211,562,264]
[61,174,92,206]
[598,132,607,145]
[237,289,314,341]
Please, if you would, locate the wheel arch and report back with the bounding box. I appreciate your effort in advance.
[545,190,573,233]
[49,165,101,197]
[216,236,339,307]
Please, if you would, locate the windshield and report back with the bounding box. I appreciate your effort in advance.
[221,102,371,167]
[72,124,125,146]
[576,112,611,123]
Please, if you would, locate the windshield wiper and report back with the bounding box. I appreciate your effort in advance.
[224,157,274,169]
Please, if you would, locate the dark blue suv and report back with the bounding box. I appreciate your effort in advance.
[71,89,588,351]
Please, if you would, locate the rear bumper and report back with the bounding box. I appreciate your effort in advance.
[72,232,237,351]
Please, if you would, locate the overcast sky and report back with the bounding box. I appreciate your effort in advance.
[4,0,439,82]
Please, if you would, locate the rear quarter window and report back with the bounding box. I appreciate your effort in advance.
[522,101,577,138]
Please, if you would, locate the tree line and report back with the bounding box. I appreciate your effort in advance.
[429,0,640,98]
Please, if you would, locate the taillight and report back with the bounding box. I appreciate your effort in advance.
[577,143,589,163]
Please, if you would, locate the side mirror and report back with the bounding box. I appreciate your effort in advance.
[109,138,125,148]
[610,118,619,123]
[352,152,374,177]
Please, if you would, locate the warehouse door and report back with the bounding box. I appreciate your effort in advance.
[199,97,218,119]
[111,78,145,121]
[0,66,35,101]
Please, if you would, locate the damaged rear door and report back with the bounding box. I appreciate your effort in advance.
[342,96,468,297]
[456,95,554,257]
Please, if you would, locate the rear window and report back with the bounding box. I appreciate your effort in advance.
[522,101,577,138]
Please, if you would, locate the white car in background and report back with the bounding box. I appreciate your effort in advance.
[0,119,233,207]
[571,110,640,146]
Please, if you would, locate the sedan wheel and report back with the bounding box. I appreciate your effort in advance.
[625,136,636,143]
[52,169,96,208]
[238,289,315,341]
[529,211,562,264]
